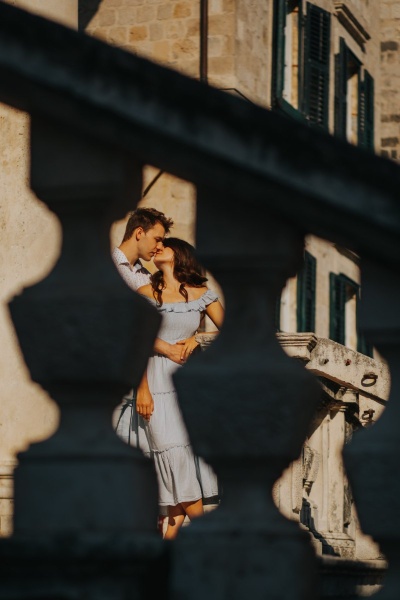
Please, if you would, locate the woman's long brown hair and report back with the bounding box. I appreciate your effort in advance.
[151,238,207,306]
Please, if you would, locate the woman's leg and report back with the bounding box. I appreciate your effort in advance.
[164,504,186,540]
[164,499,204,539]
[181,498,204,521]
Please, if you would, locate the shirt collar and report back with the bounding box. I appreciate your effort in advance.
[113,248,144,273]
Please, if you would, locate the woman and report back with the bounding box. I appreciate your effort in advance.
[136,237,224,540]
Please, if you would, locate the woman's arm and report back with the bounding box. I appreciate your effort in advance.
[136,370,153,421]
[137,285,184,364]
[205,299,224,329]
[179,300,224,362]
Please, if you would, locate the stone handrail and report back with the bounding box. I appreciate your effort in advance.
[0,3,399,263]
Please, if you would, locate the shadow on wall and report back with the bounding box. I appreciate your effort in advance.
[78,0,102,31]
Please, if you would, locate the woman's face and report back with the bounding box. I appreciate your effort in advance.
[153,245,174,269]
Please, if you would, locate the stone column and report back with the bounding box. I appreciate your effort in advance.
[317,391,357,559]
[344,259,400,598]
[0,117,166,599]
[170,191,321,600]
[9,117,161,535]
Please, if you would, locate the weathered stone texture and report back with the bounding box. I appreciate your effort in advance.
[86,0,199,245]
[234,0,270,104]
[86,0,201,77]
[380,1,400,160]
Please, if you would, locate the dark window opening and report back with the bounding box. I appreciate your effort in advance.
[297,251,317,332]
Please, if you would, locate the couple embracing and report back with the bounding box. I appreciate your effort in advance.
[112,207,224,539]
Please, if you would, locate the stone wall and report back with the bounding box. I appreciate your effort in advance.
[84,0,200,250]
[235,0,271,104]
[380,0,400,160]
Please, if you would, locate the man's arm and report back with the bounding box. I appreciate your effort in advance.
[153,336,198,364]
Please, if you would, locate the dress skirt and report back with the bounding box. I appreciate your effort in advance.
[114,289,220,507]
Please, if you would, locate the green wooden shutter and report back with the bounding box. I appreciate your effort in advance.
[272,0,287,105]
[359,70,375,150]
[303,3,330,129]
[329,273,346,344]
[356,287,373,357]
[357,327,373,357]
[334,38,348,138]
[297,251,316,332]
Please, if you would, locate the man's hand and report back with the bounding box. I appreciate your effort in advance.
[164,343,187,364]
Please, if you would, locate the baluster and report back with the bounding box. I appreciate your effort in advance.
[344,259,400,598]
[2,117,163,596]
[171,192,322,600]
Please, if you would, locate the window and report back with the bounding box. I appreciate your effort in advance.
[297,251,316,332]
[329,273,373,356]
[303,3,331,129]
[272,0,330,129]
[334,38,375,149]
[359,70,374,150]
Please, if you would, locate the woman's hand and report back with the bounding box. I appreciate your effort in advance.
[177,335,199,362]
[136,372,154,421]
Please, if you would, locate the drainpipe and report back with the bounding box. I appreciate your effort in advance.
[200,0,208,83]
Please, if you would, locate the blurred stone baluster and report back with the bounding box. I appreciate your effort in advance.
[8,118,161,541]
[344,260,400,598]
[171,192,322,600]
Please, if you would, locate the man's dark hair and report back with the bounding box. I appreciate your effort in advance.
[122,207,174,242]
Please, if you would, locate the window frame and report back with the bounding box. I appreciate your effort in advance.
[297,250,317,333]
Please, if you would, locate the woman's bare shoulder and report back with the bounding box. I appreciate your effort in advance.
[187,286,209,301]
[137,284,153,298]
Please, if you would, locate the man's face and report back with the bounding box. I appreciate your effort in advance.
[137,222,165,261]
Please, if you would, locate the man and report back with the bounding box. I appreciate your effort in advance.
[112,206,194,367]
[112,206,172,292]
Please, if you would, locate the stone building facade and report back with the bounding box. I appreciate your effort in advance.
[0,0,396,574]
[381,0,400,161]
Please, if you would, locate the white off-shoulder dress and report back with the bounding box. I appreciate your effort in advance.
[136,288,219,507]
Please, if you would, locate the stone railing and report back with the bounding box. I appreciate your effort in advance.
[1,2,400,600]
[197,331,389,596]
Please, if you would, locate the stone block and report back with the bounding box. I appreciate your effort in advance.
[208,55,234,75]
[0,515,13,537]
[99,9,116,26]
[0,499,13,516]
[153,40,171,62]
[104,0,124,6]
[149,22,164,41]
[166,21,185,40]
[109,26,128,45]
[172,38,199,60]
[208,35,223,57]
[186,17,199,37]
[209,0,223,15]
[157,3,173,20]
[129,25,148,42]
[117,6,136,25]
[173,2,192,18]
[209,13,234,35]
[137,5,157,23]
